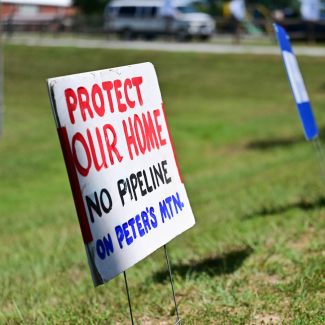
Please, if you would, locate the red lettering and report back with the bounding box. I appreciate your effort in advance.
[57,127,93,243]
[77,87,94,122]
[134,114,146,154]
[142,111,159,152]
[103,124,123,165]
[124,78,135,109]
[123,118,139,160]
[153,109,167,146]
[114,80,127,113]
[91,84,105,117]
[72,132,92,177]
[87,128,108,171]
[102,81,115,113]
[65,88,78,124]
[131,77,143,106]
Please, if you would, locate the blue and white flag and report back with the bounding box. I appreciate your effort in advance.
[274,23,318,140]
[161,0,174,17]
[229,0,246,21]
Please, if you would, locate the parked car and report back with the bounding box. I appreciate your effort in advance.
[103,0,215,40]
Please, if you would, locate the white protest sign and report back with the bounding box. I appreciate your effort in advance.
[47,63,195,286]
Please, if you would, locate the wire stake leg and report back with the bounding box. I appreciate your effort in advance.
[316,136,325,167]
[123,271,134,325]
[312,137,325,186]
[164,244,181,325]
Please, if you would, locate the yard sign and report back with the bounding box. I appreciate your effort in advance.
[47,63,195,287]
[274,23,318,140]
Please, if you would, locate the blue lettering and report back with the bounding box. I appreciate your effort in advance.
[128,217,137,239]
[103,233,114,256]
[123,222,133,245]
[159,200,171,223]
[141,211,151,233]
[149,207,158,228]
[96,239,106,260]
[172,192,183,213]
[135,214,145,237]
[165,196,173,217]
[115,225,125,249]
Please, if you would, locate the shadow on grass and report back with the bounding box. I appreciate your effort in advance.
[246,126,325,151]
[242,197,325,220]
[152,247,252,283]
[246,136,303,150]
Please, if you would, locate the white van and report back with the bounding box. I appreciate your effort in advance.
[103,0,215,41]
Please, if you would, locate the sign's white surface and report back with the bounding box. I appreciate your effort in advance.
[47,62,195,286]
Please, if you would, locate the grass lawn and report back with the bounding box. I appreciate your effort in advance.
[1,44,325,324]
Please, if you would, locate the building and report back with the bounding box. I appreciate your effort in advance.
[2,0,77,19]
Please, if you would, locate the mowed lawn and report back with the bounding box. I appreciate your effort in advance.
[1,44,325,324]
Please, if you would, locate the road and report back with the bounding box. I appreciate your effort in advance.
[7,36,325,56]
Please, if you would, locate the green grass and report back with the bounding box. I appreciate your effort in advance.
[1,44,325,324]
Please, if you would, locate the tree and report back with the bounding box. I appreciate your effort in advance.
[73,0,108,15]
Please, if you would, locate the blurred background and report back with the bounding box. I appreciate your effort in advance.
[2,0,325,44]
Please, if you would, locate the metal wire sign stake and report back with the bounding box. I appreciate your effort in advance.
[123,271,134,325]
[312,136,325,186]
[47,63,195,324]
[124,245,181,325]
[274,24,324,183]
[164,245,181,325]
